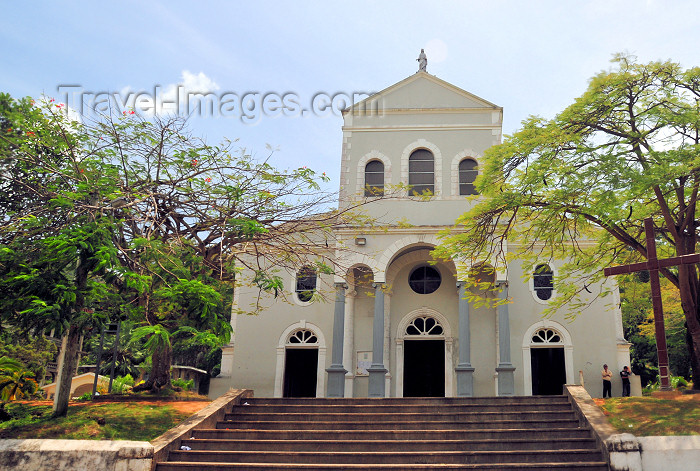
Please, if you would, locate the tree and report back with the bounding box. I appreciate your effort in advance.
[0,365,38,401]
[0,329,58,383]
[437,55,700,389]
[619,274,690,385]
[0,93,367,413]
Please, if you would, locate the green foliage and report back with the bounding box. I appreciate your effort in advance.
[76,392,92,401]
[0,330,58,383]
[0,90,349,403]
[0,366,38,401]
[642,375,690,395]
[110,375,134,395]
[131,325,171,355]
[171,378,194,391]
[620,274,691,385]
[437,55,700,387]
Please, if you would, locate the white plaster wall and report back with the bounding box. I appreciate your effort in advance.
[638,436,700,470]
[229,270,335,398]
[506,258,627,398]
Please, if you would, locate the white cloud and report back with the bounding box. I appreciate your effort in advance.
[124,71,220,116]
[425,39,448,64]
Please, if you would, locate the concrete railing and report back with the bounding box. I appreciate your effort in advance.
[565,384,700,471]
[0,388,252,471]
[0,439,152,471]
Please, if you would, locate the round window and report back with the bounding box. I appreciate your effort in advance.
[409,266,441,294]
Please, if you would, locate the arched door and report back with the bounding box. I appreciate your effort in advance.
[283,329,319,398]
[402,315,446,397]
[529,328,566,395]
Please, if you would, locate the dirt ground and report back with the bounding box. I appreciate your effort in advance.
[18,400,212,416]
[593,390,700,406]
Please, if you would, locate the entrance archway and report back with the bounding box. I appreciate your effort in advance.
[274,322,326,398]
[396,309,454,397]
[283,329,319,397]
[522,323,573,395]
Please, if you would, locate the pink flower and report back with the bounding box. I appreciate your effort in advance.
[49,98,55,103]
[205,177,212,183]
[129,110,135,115]
[191,159,198,166]
[26,131,35,136]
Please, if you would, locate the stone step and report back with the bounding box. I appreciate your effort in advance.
[225,410,576,422]
[216,418,582,430]
[192,427,594,441]
[156,462,609,471]
[179,437,598,452]
[243,396,572,406]
[232,402,574,413]
[165,449,605,465]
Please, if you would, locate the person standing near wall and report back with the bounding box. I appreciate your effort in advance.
[602,364,612,398]
[620,366,631,397]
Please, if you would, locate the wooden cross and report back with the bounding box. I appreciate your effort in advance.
[604,218,700,391]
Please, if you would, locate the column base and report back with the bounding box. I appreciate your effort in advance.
[496,365,515,396]
[455,364,475,397]
[368,365,387,397]
[326,365,347,398]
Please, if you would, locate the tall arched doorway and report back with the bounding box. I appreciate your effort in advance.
[396,309,454,397]
[522,323,574,395]
[283,329,319,397]
[274,322,326,398]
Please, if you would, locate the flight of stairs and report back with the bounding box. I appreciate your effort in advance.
[156,396,609,470]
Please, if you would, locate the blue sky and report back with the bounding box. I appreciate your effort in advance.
[2,1,699,191]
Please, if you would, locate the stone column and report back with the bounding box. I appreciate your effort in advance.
[368,283,387,397]
[326,283,348,397]
[343,288,357,397]
[455,282,475,396]
[495,281,515,395]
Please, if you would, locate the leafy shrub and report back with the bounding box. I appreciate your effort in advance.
[171,378,194,391]
[110,375,134,395]
[76,392,92,401]
[642,375,690,394]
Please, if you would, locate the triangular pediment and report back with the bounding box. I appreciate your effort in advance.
[348,72,500,112]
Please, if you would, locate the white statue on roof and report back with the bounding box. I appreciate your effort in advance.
[417,49,427,72]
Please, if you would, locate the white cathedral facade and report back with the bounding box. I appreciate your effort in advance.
[209,67,636,400]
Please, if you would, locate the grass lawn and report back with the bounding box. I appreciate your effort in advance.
[598,395,700,436]
[0,399,210,441]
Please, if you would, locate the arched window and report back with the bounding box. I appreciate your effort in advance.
[531,328,562,344]
[364,160,384,196]
[405,316,444,336]
[287,329,318,344]
[458,159,478,195]
[408,149,434,195]
[295,266,317,302]
[533,264,554,300]
[408,265,441,294]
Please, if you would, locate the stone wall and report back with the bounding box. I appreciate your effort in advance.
[0,440,152,471]
[0,388,252,471]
